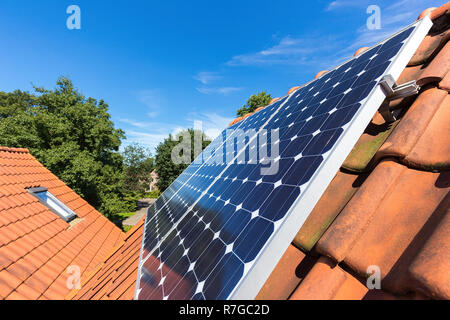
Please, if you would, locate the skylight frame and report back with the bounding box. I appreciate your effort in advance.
[28,187,78,222]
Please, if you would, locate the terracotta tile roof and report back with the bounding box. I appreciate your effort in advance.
[67,219,144,300]
[257,3,450,300]
[0,147,125,299]
[1,3,449,301]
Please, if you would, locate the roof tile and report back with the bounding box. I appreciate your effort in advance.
[289,257,368,300]
[417,41,450,86]
[408,194,450,299]
[293,170,367,251]
[403,95,450,170]
[342,111,399,172]
[318,161,449,297]
[256,244,307,300]
[408,29,450,66]
[376,86,448,168]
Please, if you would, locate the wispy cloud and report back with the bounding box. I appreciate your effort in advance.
[196,86,243,95]
[194,71,243,95]
[226,34,343,69]
[186,112,233,140]
[120,111,232,151]
[118,118,148,129]
[319,0,442,68]
[345,0,436,51]
[122,120,184,151]
[325,0,368,11]
[226,36,325,66]
[194,71,222,85]
[132,89,165,118]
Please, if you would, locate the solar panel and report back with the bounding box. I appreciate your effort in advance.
[135,17,432,300]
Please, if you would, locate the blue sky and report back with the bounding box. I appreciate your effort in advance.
[0,0,443,152]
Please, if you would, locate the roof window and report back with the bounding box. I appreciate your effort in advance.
[28,187,77,222]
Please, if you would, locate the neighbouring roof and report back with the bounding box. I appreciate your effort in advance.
[1,3,449,301]
[0,147,126,299]
[67,220,144,300]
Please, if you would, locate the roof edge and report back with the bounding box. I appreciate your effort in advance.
[0,146,30,153]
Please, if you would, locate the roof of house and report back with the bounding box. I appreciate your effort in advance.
[0,146,127,299]
[66,220,144,300]
[1,3,449,300]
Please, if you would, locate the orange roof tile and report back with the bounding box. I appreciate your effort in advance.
[289,257,369,300]
[68,218,144,300]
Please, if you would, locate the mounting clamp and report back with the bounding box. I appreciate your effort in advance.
[378,74,420,123]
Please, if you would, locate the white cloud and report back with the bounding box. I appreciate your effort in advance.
[118,118,148,129]
[122,121,184,151]
[346,0,439,50]
[124,130,168,150]
[196,86,243,95]
[132,89,166,118]
[120,111,232,151]
[325,0,367,11]
[186,112,234,140]
[194,71,222,85]
[319,0,444,68]
[226,35,338,67]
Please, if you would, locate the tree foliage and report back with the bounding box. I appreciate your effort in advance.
[236,91,272,116]
[122,143,154,195]
[0,77,131,218]
[155,129,210,191]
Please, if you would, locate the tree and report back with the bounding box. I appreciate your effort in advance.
[122,143,154,194]
[155,129,210,191]
[0,77,130,218]
[236,91,272,116]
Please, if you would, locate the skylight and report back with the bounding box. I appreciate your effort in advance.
[28,187,77,222]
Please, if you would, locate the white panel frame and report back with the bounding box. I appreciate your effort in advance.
[230,16,432,299]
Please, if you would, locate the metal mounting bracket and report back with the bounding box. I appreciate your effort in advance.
[378,74,420,123]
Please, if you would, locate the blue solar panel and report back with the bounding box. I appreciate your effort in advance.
[135,17,432,300]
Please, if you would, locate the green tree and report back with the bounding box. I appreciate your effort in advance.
[0,77,129,218]
[155,129,210,191]
[236,91,272,116]
[122,143,154,195]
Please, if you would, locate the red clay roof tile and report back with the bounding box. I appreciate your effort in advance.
[428,3,450,20]
[256,244,307,300]
[408,29,450,66]
[293,170,367,251]
[417,41,450,86]
[318,162,449,298]
[408,194,450,299]
[376,86,448,170]
[354,47,369,56]
[289,257,368,300]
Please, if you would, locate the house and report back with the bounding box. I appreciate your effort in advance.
[148,170,159,192]
[0,3,449,300]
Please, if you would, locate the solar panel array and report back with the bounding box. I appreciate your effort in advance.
[135,18,432,300]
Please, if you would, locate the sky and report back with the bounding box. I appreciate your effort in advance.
[0,0,444,152]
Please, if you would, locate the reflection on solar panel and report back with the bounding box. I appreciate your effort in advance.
[135,17,432,300]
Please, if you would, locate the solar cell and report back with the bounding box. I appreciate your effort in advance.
[135,17,432,300]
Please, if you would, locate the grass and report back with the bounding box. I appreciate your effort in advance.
[122,225,133,233]
[116,211,136,219]
[113,211,137,232]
